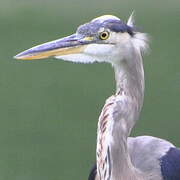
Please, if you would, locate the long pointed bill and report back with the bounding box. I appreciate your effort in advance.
[14,34,93,60]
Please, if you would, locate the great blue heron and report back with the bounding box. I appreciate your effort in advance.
[14,14,180,180]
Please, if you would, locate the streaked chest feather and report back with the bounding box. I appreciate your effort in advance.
[96,96,115,180]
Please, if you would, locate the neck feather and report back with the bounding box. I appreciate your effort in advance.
[114,50,144,109]
[112,51,145,179]
[97,50,145,180]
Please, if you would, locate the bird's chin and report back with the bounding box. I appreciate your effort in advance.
[54,43,117,64]
[83,43,115,57]
[55,53,97,64]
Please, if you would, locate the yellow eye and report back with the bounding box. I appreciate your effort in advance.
[99,31,109,40]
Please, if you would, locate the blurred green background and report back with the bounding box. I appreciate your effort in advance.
[0,0,179,179]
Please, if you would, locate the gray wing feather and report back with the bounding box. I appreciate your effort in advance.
[89,136,175,180]
[128,136,175,179]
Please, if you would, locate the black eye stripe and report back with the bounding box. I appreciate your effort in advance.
[77,19,134,37]
[103,20,134,36]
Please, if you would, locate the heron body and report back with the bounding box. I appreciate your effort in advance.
[89,136,180,180]
[15,14,180,180]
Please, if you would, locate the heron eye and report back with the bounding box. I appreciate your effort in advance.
[99,31,109,40]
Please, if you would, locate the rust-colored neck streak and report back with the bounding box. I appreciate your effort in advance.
[96,96,115,180]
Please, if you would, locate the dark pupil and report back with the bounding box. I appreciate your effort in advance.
[102,33,107,37]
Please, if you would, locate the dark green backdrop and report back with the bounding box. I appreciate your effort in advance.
[0,0,179,179]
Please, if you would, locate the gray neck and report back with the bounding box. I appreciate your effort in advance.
[114,51,144,110]
[110,51,145,179]
[115,48,144,124]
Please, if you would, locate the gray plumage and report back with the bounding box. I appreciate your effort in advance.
[14,14,180,180]
[89,136,178,180]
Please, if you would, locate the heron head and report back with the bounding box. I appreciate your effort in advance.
[14,14,148,65]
